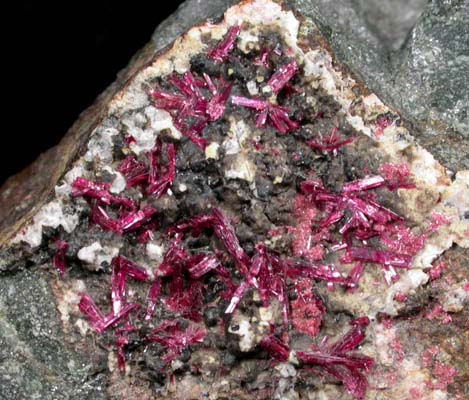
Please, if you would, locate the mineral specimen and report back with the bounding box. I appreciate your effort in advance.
[1,1,468,399]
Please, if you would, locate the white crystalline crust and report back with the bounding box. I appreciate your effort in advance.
[12,200,79,248]
[77,242,120,271]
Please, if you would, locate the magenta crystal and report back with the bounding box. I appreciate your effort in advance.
[156,237,188,277]
[90,204,122,233]
[266,60,299,94]
[225,280,249,314]
[117,256,150,282]
[231,96,299,134]
[206,78,233,121]
[208,25,240,63]
[119,206,157,233]
[253,47,270,68]
[378,163,415,191]
[144,279,162,321]
[52,239,68,276]
[297,321,374,400]
[342,176,386,193]
[117,155,148,188]
[147,142,176,198]
[187,254,220,279]
[306,127,354,155]
[115,323,136,371]
[211,208,250,275]
[78,293,139,334]
[111,258,126,314]
[231,95,269,110]
[347,246,412,269]
[147,321,206,363]
[78,293,106,333]
[260,335,290,362]
[288,262,355,288]
[72,177,113,204]
[267,104,300,134]
[151,70,232,150]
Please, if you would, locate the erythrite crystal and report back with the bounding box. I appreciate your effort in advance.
[231,96,299,134]
[288,262,355,288]
[117,155,148,188]
[253,47,270,68]
[46,17,424,398]
[378,163,415,191]
[78,294,105,332]
[147,141,176,198]
[428,212,451,233]
[187,254,220,279]
[260,335,290,362]
[204,75,233,121]
[165,276,204,322]
[231,95,268,110]
[428,261,447,281]
[119,206,157,233]
[342,176,386,193]
[144,279,162,321]
[78,293,139,334]
[211,208,250,275]
[151,71,232,149]
[305,127,354,156]
[90,204,122,233]
[292,193,324,262]
[88,202,156,235]
[208,26,240,63]
[291,277,325,337]
[115,322,136,371]
[266,60,299,94]
[72,177,113,204]
[373,115,393,138]
[117,256,150,282]
[52,239,68,276]
[294,172,424,285]
[111,258,126,314]
[147,321,206,363]
[297,319,373,400]
[426,361,458,390]
[378,222,425,255]
[347,246,412,269]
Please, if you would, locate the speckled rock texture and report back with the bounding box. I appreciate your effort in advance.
[0,1,467,399]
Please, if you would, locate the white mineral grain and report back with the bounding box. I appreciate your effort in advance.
[247,80,259,95]
[77,242,119,270]
[55,165,86,197]
[13,200,79,248]
[84,126,119,164]
[205,142,220,160]
[103,166,126,194]
[146,242,165,263]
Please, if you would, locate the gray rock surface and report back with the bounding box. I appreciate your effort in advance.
[299,0,469,171]
[1,1,467,399]
[0,268,107,400]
